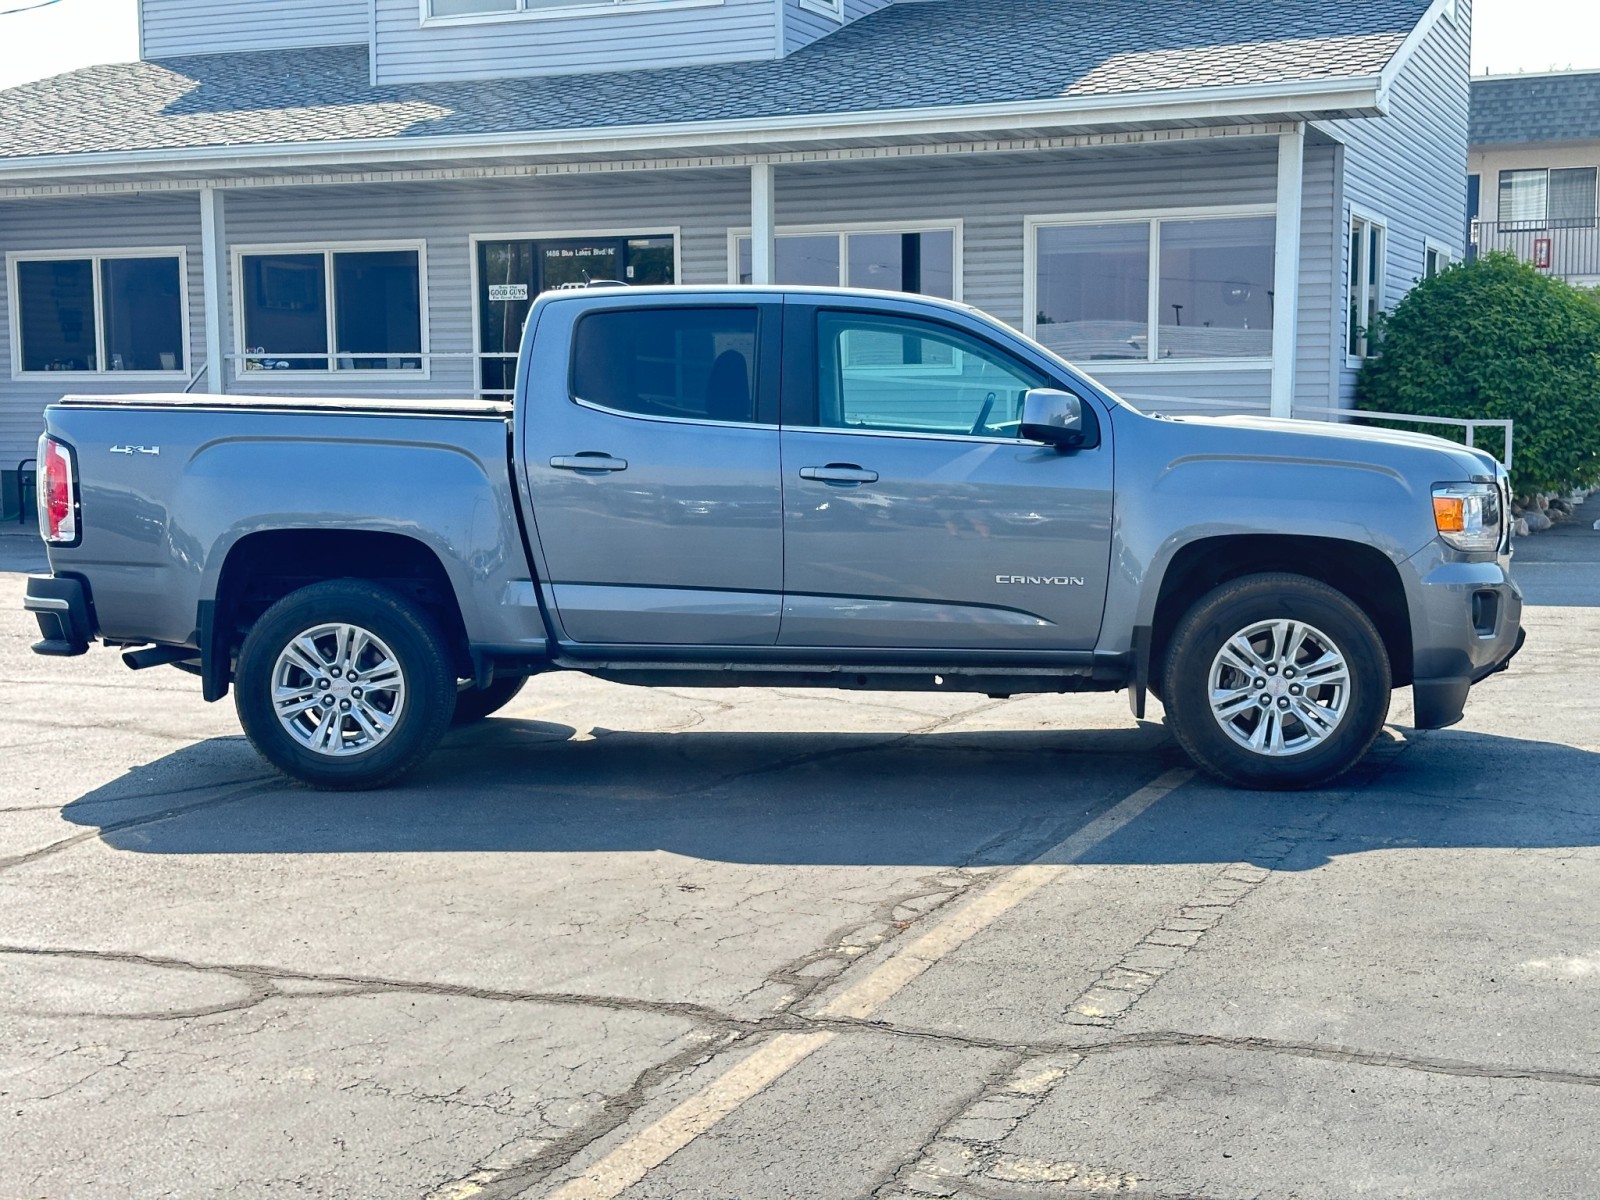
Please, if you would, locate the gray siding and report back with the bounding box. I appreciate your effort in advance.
[0,194,204,467]
[1294,139,1342,412]
[1323,0,1471,405]
[783,0,891,55]
[0,138,1355,460]
[140,0,368,58]
[373,0,778,85]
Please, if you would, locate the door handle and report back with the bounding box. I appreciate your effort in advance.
[799,464,879,484]
[550,454,628,473]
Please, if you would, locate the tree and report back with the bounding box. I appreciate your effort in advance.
[1357,252,1600,497]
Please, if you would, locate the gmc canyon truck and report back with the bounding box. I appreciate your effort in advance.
[25,286,1523,791]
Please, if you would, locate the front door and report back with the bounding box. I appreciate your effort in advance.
[779,303,1114,650]
[477,234,675,397]
[521,295,783,647]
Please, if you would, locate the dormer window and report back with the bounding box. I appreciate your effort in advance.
[427,0,722,20]
[798,0,844,18]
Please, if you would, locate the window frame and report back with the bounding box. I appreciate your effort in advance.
[1023,204,1277,371]
[230,240,430,381]
[7,247,191,381]
[726,220,964,301]
[797,0,844,20]
[1498,166,1600,230]
[1424,239,1452,280]
[421,0,722,28]
[1346,210,1388,367]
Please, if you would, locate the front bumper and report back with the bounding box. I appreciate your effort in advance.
[1405,549,1524,730]
[24,574,94,657]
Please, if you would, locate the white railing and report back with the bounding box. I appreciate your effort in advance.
[1121,394,1514,471]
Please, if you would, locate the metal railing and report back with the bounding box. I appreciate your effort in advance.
[1123,394,1514,471]
[1469,218,1600,282]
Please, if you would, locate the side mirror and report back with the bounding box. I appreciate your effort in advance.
[1020,388,1086,449]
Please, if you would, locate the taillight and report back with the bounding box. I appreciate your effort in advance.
[38,434,79,545]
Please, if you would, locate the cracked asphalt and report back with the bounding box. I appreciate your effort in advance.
[2,521,1598,1200]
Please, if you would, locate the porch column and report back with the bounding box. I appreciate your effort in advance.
[199,186,227,394]
[1270,124,1304,419]
[749,163,776,285]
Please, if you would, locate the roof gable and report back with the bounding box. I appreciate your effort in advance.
[0,0,1432,163]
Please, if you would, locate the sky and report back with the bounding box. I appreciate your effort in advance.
[0,0,1595,91]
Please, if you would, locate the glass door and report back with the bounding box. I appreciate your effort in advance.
[476,234,675,396]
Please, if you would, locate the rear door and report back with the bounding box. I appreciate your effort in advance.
[778,300,1114,650]
[520,294,783,646]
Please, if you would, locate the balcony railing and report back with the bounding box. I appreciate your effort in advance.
[1469,218,1600,282]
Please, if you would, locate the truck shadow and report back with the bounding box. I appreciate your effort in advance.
[56,719,1600,871]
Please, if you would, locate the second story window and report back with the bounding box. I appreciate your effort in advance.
[1498,167,1598,230]
[428,0,717,18]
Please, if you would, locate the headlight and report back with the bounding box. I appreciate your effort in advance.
[1432,482,1503,552]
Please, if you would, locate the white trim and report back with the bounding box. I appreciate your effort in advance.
[420,0,722,28]
[750,165,777,287]
[1424,237,1452,278]
[1270,123,1304,418]
[0,80,1385,185]
[200,187,226,394]
[466,227,682,391]
[229,239,431,381]
[1023,205,1280,367]
[7,246,191,381]
[1344,207,1388,368]
[725,219,965,300]
[1088,359,1275,375]
[798,0,844,20]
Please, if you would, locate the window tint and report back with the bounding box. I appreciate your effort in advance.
[101,257,184,372]
[241,252,328,371]
[572,307,760,423]
[334,250,422,370]
[815,311,1046,437]
[17,259,96,372]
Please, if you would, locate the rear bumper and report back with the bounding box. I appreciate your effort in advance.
[24,574,94,656]
[1405,549,1524,730]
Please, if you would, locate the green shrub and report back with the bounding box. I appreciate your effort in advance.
[1356,252,1600,497]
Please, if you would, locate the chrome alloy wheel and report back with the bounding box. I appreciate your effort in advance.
[1207,619,1350,758]
[270,623,407,757]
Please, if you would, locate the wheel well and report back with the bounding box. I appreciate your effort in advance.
[1150,535,1413,687]
[214,530,471,680]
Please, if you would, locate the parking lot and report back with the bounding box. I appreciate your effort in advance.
[3,522,1598,1200]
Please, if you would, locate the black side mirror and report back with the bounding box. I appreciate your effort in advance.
[1020,388,1086,449]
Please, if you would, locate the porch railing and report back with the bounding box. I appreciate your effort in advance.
[1469,218,1600,282]
[1124,394,1514,471]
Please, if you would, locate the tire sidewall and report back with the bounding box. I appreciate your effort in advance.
[1163,575,1392,790]
[235,581,455,789]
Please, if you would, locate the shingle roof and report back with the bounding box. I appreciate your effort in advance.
[0,0,1430,162]
[1470,71,1600,147]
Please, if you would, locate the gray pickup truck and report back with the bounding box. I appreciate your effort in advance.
[26,286,1523,791]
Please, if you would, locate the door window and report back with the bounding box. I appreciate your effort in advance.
[477,234,676,396]
[814,311,1045,437]
[572,307,760,424]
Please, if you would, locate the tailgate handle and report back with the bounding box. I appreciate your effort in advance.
[550,454,628,473]
[800,464,878,484]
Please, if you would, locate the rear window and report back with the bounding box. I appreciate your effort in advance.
[571,306,760,424]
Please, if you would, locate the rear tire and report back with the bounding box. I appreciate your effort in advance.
[451,674,529,726]
[235,580,456,790]
[1161,573,1391,790]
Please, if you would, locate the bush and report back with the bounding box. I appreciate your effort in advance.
[1357,252,1600,497]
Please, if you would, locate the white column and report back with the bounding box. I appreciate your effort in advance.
[1270,124,1304,419]
[199,186,227,394]
[750,163,776,286]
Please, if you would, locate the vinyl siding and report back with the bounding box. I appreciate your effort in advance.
[0,140,1352,460]
[783,0,891,55]
[1323,0,1471,405]
[373,0,778,85]
[140,0,369,58]
[0,194,205,467]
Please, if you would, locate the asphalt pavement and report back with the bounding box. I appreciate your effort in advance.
[1,521,1597,1200]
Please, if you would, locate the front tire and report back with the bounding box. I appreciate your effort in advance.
[1161,573,1391,790]
[235,580,457,790]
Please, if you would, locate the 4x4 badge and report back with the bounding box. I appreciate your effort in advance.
[109,445,160,456]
